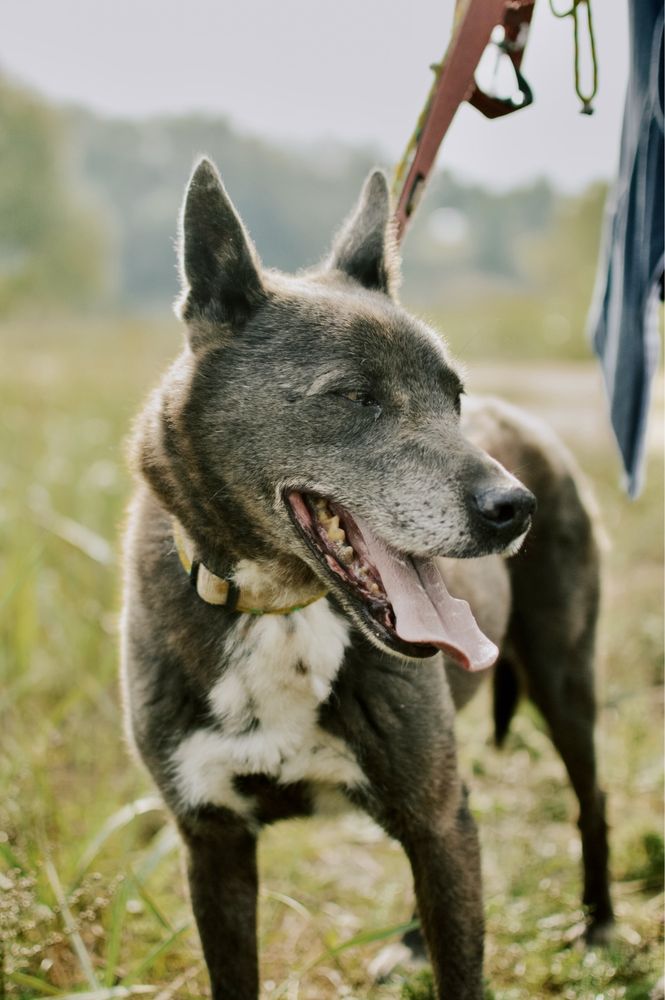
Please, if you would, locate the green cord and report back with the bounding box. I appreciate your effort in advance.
[549,0,598,114]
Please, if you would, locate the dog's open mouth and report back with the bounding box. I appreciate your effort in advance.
[286,492,498,671]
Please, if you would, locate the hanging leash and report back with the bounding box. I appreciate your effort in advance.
[467,0,536,119]
[393,0,537,241]
[392,0,599,239]
[548,0,598,115]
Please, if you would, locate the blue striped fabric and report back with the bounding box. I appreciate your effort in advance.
[588,0,664,497]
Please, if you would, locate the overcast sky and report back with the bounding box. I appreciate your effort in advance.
[1,0,628,190]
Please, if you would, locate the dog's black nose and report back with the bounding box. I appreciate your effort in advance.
[472,485,536,534]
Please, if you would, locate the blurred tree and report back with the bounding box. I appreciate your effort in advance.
[416,182,607,362]
[0,65,607,358]
[403,172,557,304]
[67,104,564,313]
[520,182,607,301]
[0,75,109,315]
[69,109,378,305]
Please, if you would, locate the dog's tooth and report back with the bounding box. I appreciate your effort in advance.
[326,517,345,543]
[313,498,332,522]
[339,545,354,565]
[368,581,380,594]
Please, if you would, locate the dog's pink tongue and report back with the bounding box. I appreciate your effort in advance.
[354,517,498,672]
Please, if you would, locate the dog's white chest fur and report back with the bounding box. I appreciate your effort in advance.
[171,600,364,815]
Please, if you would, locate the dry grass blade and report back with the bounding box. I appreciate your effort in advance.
[30,499,113,566]
[134,823,180,883]
[44,858,100,991]
[121,922,190,984]
[262,888,314,922]
[152,963,204,1000]
[52,988,156,999]
[5,970,61,995]
[103,876,132,988]
[71,797,165,888]
[324,918,420,956]
[128,873,176,932]
[271,918,421,998]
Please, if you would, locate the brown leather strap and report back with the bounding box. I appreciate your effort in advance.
[394,0,536,241]
[467,0,536,118]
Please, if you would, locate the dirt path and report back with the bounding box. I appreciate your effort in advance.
[466,360,664,458]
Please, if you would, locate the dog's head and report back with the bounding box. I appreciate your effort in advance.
[137,158,534,667]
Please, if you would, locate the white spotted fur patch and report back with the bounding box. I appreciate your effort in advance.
[171,598,364,814]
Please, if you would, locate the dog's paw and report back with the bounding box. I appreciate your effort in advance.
[368,941,429,984]
[562,914,615,949]
[585,916,615,947]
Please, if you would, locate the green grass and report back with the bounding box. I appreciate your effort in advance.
[1,317,663,999]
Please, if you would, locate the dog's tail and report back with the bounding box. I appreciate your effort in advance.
[493,657,521,747]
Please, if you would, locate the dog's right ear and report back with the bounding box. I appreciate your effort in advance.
[178,158,265,328]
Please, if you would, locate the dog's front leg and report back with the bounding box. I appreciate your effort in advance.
[178,806,259,1000]
[334,664,486,1000]
[401,783,484,1000]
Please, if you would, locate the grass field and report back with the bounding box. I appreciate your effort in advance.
[1,316,663,999]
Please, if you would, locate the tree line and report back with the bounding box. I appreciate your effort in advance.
[0,73,604,325]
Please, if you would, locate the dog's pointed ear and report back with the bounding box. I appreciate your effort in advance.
[327,170,400,297]
[178,158,265,326]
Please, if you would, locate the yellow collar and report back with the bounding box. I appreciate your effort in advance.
[172,520,327,616]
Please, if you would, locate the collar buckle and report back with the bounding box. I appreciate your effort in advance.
[172,518,326,616]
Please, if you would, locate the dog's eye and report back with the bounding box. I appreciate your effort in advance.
[336,389,380,408]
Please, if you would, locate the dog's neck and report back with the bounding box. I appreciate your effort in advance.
[173,519,327,615]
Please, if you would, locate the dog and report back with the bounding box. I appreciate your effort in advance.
[120,158,613,999]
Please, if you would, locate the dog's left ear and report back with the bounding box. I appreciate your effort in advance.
[327,170,400,297]
[178,157,265,327]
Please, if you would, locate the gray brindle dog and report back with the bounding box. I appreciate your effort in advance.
[121,159,613,999]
